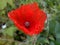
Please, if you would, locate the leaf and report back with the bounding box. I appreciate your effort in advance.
[37,36,49,44]
[44,38,49,44]
[55,41,60,45]
[0,0,15,10]
[55,22,60,39]
[49,20,56,34]
[49,35,55,41]
[56,13,60,23]
[55,22,60,44]
[50,41,55,45]
[6,0,15,8]
[3,26,16,37]
[0,0,7,9]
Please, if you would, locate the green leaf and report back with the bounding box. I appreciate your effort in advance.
[56,13,60,23]
[44,38,49,44]
[49,20,56,33]
[55,41,60,45]
[37,36,49,44]
[3,26,16,37]
[55,22,60,44]
[0,0,15,10]
[6,0,15,8]
[49,35,55,41]
[50,41,55,45]
[55,22,60,39]
[0,0,7,9]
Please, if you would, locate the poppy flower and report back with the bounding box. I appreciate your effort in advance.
[8,2,47,36]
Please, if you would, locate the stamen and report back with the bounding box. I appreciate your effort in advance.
[24,22,30,28]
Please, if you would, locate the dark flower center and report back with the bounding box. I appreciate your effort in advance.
[24,22,30,28]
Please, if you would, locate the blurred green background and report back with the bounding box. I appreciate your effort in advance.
[0,0,60,45]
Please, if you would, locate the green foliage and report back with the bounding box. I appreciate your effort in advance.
[0,0,15,10]
[0,0,6,9]
[3,26,17,37]
[49,20,56,34]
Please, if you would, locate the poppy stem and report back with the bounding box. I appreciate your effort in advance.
[32,35,37,45]
[27,35,37,45]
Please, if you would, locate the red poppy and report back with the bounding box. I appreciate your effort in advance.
[8,2,47,36]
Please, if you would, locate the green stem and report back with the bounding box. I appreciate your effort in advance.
[27,35,37,45]
[32,35,37,45]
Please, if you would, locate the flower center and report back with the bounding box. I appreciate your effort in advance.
[24,22,30,28]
